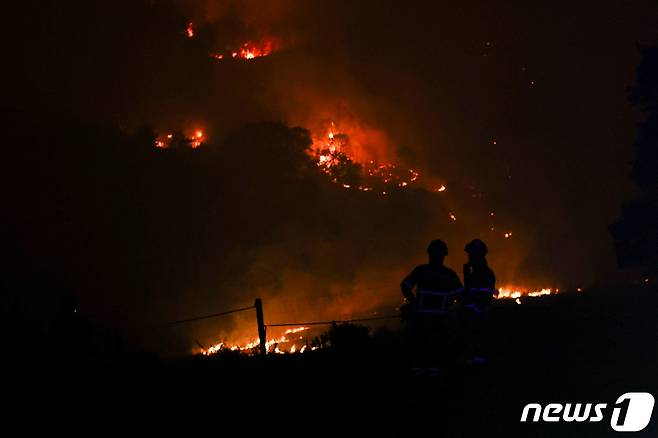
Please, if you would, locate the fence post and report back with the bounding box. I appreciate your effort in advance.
[255,298,267,356]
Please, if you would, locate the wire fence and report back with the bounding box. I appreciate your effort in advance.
[265,314,399,327]
[163,299,402,355]
[166,305,255,325]
[165,302,398,327]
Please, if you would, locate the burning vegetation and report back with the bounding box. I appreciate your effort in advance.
[185,21,281,61]
[311,122,425,195]
[209,38,281,61]
[154,130,205,149]
[496,286,562,305]
[142,8,589,355]
[202,326,317,356]
[198,286,569,357]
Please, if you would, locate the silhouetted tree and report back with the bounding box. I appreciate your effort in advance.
[327,322,370,352]
[610,45,658,277]
[132,124,157,153]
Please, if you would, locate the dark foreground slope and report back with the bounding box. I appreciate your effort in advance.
[6,286,657,436]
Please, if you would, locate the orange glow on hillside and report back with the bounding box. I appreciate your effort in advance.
[154,128,206,149]
[209,38,281,62]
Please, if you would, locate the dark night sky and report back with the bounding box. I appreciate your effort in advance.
[2,1,657,353]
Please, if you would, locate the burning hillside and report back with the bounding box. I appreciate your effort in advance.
[311,122,423,194]
[209,38,281,61]
[202,326,317,355]
[48,1,599,355]
[198,285,568,357]
[185,20,282,61]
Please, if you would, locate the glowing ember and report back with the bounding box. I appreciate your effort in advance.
[191,130,205,148]
[186,22,194,38]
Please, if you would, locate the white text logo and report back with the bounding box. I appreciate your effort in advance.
[520,392,654,432]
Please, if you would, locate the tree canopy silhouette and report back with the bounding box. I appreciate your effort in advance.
[610,45,658,275]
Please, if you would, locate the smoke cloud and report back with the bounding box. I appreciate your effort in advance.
[3,0,657,353]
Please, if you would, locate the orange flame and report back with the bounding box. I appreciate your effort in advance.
[495,286,561,303]
[199,285,569,356]
[201,326,313,356]
[284,326,309,335]
[311,122,423,195]
[209,38,280,62]
[190,130,205,148]
[154,128,205,149]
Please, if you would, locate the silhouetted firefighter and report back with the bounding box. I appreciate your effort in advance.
[461,239,496,364]
[400,239,462,375]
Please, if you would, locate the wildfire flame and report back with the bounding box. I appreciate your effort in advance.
[199,286,570,356]
[312,123,427,195]
[284,326,309,335]
[495,286,563,304]
[173,17,575,359]
[154,129,205,149]
[209,38,280,62]
[201,326,313,356]
[191,130,204,148]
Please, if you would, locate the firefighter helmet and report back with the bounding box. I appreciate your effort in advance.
[427,239,448,256]
[465,239,488,256]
